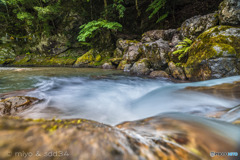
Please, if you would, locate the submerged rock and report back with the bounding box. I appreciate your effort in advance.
[219,0,240,26]
[0,96,40,116]
[185,80,240,99]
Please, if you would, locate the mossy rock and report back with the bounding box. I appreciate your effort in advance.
[184,25,240,80]
[74,49,95,67]
[186,25,240,66]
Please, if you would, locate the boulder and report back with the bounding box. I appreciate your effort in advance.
[185,25,240,80]
[0,96,40,116]
[139,39,170,69]
[130,58,151,75]
[180,13,219,40]
[168,62,186,80]
[219,0,240,26]
[141,29,177,42]
[1,113,239,160]
[74,50,95,67]
[102,63,115,69]
[149,71,169,78]
[123,42,142,62]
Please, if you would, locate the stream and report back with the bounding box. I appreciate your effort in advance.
[1,67,240,125]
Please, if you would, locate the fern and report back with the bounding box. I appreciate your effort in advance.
[173,38,192,60]
[146,0,168,23]
[77,20,122,42]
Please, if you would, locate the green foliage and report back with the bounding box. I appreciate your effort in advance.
[113,0,125,18]
[77,20,122,42]
[146,0,169,23]
[173,38,193,60]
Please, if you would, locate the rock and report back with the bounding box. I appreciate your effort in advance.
[168,62,186,80]
[123,42,142,62]
[116,39,140,51]
[130,58,151,75]
[139,39,170,69]
[185,80,240,99]
[149,71,169,78]
[141,29,177,42]
[208,58,238,78]
[32,34,69,55]
[117,60,128,70]
[113,48,123,58]
[0,96,40,116]
[102,63,115,69]
[180,13,219,40]
[123,64,132,72]
[109,58,123,66]
[185,25,240,80]
[219,0,240,26]
[0,89,35,100]
[117,113,240,160]
[1,113,239,160]
[74,50,95,67]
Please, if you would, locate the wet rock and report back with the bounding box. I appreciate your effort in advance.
[219,0,240,26]
[130,58,151,75]
[123,64,132,72]
[168,62,186,80]
[149,71,169,78]
[180,13,219,40]
[0,89,35,100]
[117,113,240,160]
[0,96,40,116]
[185,80,240,99]
[2,113,239,160]
[102,63,115,69]
[185,25,240,80]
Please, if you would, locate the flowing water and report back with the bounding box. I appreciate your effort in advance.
[1,67,240,125]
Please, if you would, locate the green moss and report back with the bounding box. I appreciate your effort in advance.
[74,49,95,66]
[95,54,102,62]
[185,25,240,67]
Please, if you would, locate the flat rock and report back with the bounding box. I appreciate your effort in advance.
[0,96,40,116]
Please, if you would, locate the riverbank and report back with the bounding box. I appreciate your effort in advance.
[1,0,239,82]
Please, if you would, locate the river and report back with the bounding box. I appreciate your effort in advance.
[1,67,240,125]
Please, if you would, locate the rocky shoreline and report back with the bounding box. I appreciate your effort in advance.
[1,0,239,81]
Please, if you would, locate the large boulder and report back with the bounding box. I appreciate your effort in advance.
[185,25,240,80]
[180,13,219,40]
[219,0,240,26]
[130,58,151,75]
[1,113,239,160]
